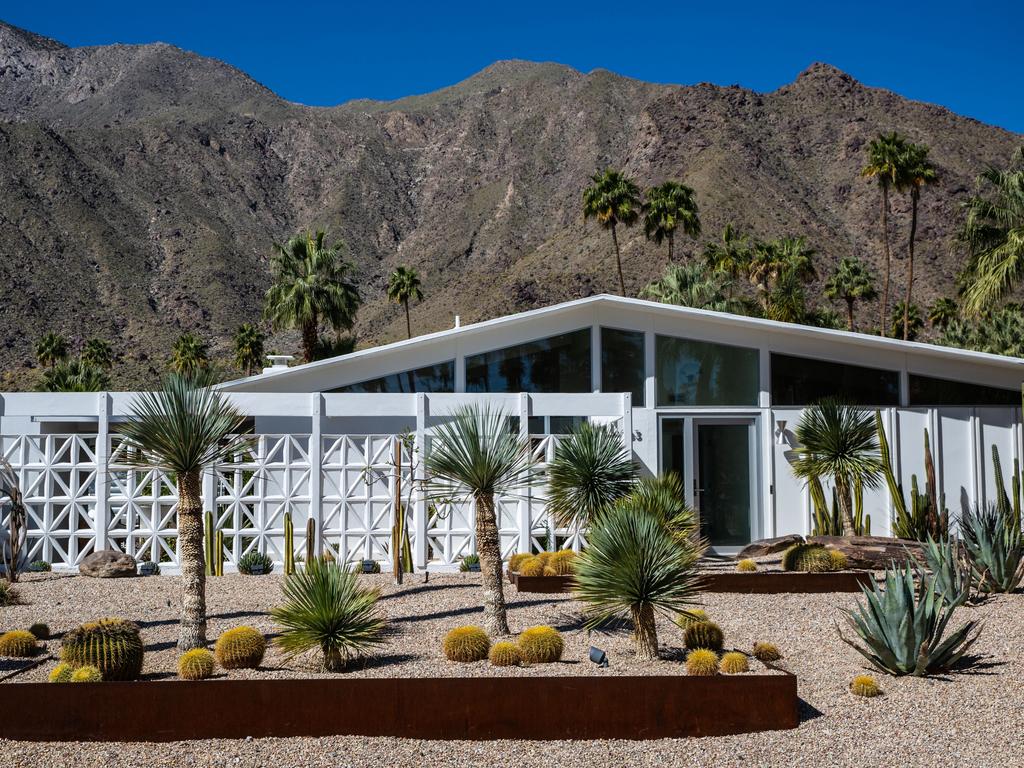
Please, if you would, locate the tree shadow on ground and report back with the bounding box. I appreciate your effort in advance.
[390,597,563,625]
[136,609,266,630]
[379,581,478,601]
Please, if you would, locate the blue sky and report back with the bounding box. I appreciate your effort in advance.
[5,1,1023,132]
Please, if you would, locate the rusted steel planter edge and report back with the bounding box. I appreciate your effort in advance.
[510,569,875,594]
[1,674,799,742]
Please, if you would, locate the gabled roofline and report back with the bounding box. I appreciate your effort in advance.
[217,294,1024,390]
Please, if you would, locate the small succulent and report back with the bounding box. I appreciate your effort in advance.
[488,641,523,667]
[753,642,782,663]
[685,648,719,676]
[28,622,50,640]
[442,626,490,662]
[684,621,725,652]
[850,674,882,697]
[237,551,274,575]
[48,662,75,683]
[736,558,758,572]
[0,629,38,657]
[178,648,216,680]
[214,626,266,669]
[70,665,103,683]
[517,625,564,663]
[28,560,52,572]
[720,651,750,674]
[459,554,480,572]
[507,553,532,573]
[673,608,708,630]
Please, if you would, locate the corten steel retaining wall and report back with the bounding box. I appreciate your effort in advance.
[510,571,875,594]
[1,675,799,742]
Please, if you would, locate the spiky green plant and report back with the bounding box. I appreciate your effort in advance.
[615,473,697,540]
[546,422,636,529]
[959,502,1024,593]
[237,550,274,575]
[425,404,538,636]
[877,415,948,541]
[61,618,144,680]
[573,502,705,660]
[720,651,750,674]
[178,648,215,680]
[685,649,719,676]
[914,536,972,608]
[683,621,725,652]
[443,626,491,662]
[488,640,522,667]
[850,674,882,697]
[839,562,981,676]
[0,581,16,607]
[0,629,37,657]
[459,554,480,572]
[214,626,266,669]
[517,626,564,663]
[70,665,103,683]
[781,543,833,572]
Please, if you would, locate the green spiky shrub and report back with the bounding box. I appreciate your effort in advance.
[60,618,144,680]
[685,649,719,676]
[959,502,1024,593]
[915,536,972,607]
[839,562,981,676]
[443,626,491,662]
[29,622,50,640]
[781,543,833,573]
[272,558,387,671]
[48,662,74,683]
[850,674,881,697]
[178,648,215,680]
[0,629,37,657]
[29,560,51,572]
[71,665,103,683]
[684,621,725,652]
[214,626,266,669]
[488,641,522,667]
[736,558,757,572]
[720,651,749,674]
[517,626,564,663]
[459,554,480,572]
[237,551,274,575]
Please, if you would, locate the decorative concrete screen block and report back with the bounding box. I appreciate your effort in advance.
[109,436,178,565]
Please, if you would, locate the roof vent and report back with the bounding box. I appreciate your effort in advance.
[262,355,294,374]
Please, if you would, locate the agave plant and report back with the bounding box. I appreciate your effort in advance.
[546,422,636,529]
[959,502,1024,593]
[271,558,387,671]
[573,502,705,660]
[839,562,981,676]
[913,536,973,608]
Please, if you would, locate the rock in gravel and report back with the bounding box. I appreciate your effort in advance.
[79,550,137,578]
[806,535,923,569]
[737,535,804,558]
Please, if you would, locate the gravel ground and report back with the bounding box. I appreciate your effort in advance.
[1,570,1022,767]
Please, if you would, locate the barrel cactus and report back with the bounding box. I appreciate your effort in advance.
[214,626,266,669]
[0,629,37,657]
[70,665,103,683]
[736,558,758,572]
[673,608,708,630]
[850,674,882,697]
[547,549,577,575]
[720,651,750,674]
[684,620,725,652]
[61,618,144,680]
[48,662,75,683]
[178,648,216,680]
[442,626,490,662]
[685,648,719,676]
[828,549,849,571]
[507,553,532,573]
[781,543,833,572]
[29,622,50,640]
[517,556,545,577]
[517,625,563,663]
[753,641,783,663]
[488,640,523,667]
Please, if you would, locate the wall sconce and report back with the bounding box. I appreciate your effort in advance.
[632,430,643,443]
[775,419,788,445]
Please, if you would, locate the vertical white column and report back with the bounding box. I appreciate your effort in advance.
[518,392,531,554]
[590,325,601,393]
[309,393,323,558]
[413,393,428,569]
[620,392,633,457]
[644,329,656,409]
[94,392,110,552]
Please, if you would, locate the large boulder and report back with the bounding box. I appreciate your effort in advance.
[806,535,924,570]
[79,550,137,578]
[736,534,804,559]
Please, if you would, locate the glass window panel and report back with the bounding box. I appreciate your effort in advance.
[908,374,1020,406]
[331,361,454,394]
[465,328,592,393]
[656,335,759,406]
[770,353,898,406]
[601,327,645,406]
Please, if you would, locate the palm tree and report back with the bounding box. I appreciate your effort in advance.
[900,142,939,340]
[546,422,636,529]
[582,169,642,296]
[748,236,816,313]
[35,358,108,392]
[386,266,424,339]
[171,332,209,377]
[928,297,959,329]
[425,405,538,635]
[81,338,114,370]
[704,224,751,298]
[232,323,265,377]
[825,256,878,331]
[642,181,700,263]
[862,132,909,334]
[889,301,923,341]
[640,263,744,313]
[264,230,362,363]
[791,398,884,537]
[35,332,68,369]
[118,373,251,649]
[959,148,1024,314]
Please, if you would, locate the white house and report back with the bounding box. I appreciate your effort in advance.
[2,295,1021,570]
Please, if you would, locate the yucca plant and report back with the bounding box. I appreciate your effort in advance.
[615,473,696,540]
[425,405,538,636]
[271,558,387,671]
[574,502,705,660]
[914,535,973,608]
[838,562,981,676]
[546,422,636,529]
[959,502,1024,593]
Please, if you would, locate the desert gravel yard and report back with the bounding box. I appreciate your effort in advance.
[1,571,1022,767]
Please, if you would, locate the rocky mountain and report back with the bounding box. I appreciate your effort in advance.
[0,20,1019,388]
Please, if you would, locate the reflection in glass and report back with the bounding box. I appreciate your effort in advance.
[601,327,645,406]
[656,335,759,406]
[331,361,455,393]
[465,328,592,393]
[770,353,898,406]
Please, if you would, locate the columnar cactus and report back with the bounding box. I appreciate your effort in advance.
[284,512,295,576]
[306,518,317,566]
[60,618,144,680]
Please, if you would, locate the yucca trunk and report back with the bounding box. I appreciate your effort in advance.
[631,603,658,660]
[904,190,919,341]
[475,492,509,636]
[176,470,207,650]
[834,475,856,538]
[879,185,892,336]
[611,224,626,296]
[324,646,345,672]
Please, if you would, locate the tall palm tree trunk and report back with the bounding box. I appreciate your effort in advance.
[611,224,626,296]
[667,233,674,264]
[404,299,412,339]
[834,475,856,537]
[879,185,892,336]
[475,492,509,635]
[631,602,658,660]
[301,321,318,363]
[846,298,855,331]
[176,470,207,650]
[904,191,919,341]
